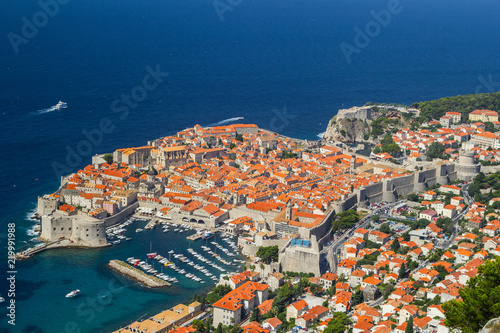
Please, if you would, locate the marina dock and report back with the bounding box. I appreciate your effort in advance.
[187,233,203,241]
[144,218,159,229]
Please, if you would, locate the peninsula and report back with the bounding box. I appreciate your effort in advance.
[27,93,500,333]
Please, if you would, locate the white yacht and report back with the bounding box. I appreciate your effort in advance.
[66,290,81,298]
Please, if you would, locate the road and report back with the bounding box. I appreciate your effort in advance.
[325,183,471,273]
[438,183,471,250]
[324,202,401,273]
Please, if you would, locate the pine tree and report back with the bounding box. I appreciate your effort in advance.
[216,323,223,333]
[405,317,414,333]
[250,306,261,323]
[391,239,400,253]
[398,262,406,280]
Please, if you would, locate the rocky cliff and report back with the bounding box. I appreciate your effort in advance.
[323,117,370,143]
[323,105,416,143]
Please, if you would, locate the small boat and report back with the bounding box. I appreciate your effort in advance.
[55,100,68,110]
[136,228,143,233]
[66,290,81,298]
[0,296,4,303]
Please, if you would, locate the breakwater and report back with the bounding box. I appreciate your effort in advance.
[108,259,170,288]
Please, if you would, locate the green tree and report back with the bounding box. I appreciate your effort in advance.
[391,239,400,253]
[103,153,113,164]
[405,317,414,333]
[256,246,279,264]
[443,257,500,333]
[324,312,352,333]
[372,214,380,222]
[468,183,481,197]
[250,306,261,323]
[351,289,364,307]
[407,193,419,202]
[326,285,336,297]
[383,284,396,298]
[485,122,495,132]
[380,223,391,234]
[398,262,407,280]
[192,320,206,333]
[332,210,360,232]
[230,325,242,333]
[216,323,223,333]
[427,142,446,160]
[205,284,232,304]
[309,284,323,296]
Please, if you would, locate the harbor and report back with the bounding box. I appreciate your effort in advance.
[8,214,246,333]
[110,219,244,287]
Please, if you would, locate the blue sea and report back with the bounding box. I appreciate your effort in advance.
[1,0,500,331]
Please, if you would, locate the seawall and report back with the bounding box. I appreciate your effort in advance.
[108,260,170,288]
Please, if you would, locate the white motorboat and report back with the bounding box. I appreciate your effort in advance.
[66,289,81,298]
[55,100,68,110]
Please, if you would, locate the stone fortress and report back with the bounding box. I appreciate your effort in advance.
[270,154,480,276]
[34,116,482,277]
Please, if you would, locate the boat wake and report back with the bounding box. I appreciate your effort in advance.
[208,116,244,127]
[33,101,67,115]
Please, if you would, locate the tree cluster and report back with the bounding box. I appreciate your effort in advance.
[331,210,360,232]
[372,133,401,156]
[192,284,233,305]
[256,246,279,264]
[323,312,351,333]
[443,257,500,333]
[411,91,500,122]
[426,142,447,161]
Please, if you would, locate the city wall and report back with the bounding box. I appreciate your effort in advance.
[343,163,459,212]
[103,202,139,227]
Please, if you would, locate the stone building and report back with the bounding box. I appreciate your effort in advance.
[158,146,189,169]
[212,281,268,327]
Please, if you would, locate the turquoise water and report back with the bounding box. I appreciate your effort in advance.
[2,221,242,333]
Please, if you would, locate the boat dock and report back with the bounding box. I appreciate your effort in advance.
[186,233,203,241]
[144,218,159,230]
[108,260,170,288]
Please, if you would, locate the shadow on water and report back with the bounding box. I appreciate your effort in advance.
[61,279,73,285]
[16,280,48,302]
[23,325,45,333]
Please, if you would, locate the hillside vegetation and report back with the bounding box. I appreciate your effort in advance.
[411,91,500,121]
